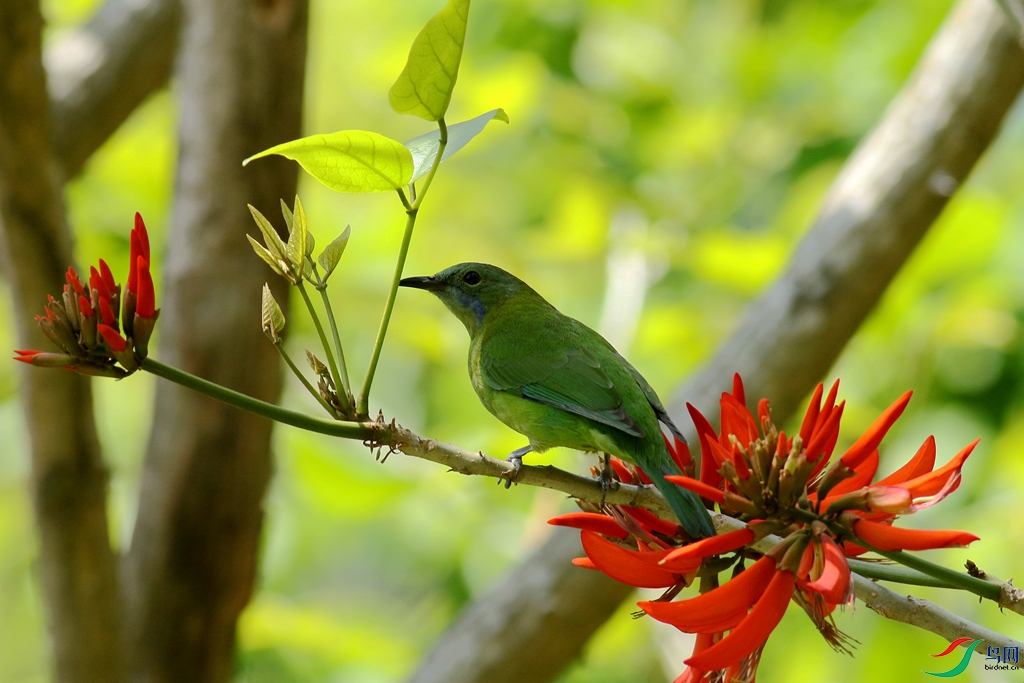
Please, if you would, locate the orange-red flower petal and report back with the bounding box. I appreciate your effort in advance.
[804,534,850,604]
[852,519,978,551]
[666,475,726,505]
[899,439,978,500]
[687,403,723,489]
[659,528,755,567]
[640,555,777,630]
[840,391,912,469]
[720,393,758,454]
[685,569,794,672]
[624,506,680,537]
[874,436,936,487]
[580,531,680,588]
[799,383,824,444]
[548,513,628,540]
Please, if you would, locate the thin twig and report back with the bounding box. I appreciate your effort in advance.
[273,341,338,418]
[296,281,346,410]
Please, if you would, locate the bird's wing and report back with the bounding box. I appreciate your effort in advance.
[616,351,687,444]
[481,342,645,438]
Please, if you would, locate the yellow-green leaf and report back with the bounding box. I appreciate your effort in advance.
[317,225,351,280]
[280,198,294,232]
[388,0,470,121]
[261,284,286,343]
[247,235,285,277]
[243,131,413,193]
[286,195,308,273]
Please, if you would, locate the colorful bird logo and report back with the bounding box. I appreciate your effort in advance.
[923,638,985,677]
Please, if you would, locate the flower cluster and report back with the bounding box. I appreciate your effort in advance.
[549,374,978,682]
[14,214,158,377]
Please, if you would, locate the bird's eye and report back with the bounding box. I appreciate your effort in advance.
[462,270,482,286]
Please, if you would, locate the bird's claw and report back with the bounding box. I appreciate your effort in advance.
[498,453,523,489]
[497,444,532,489]
[598,453,619,505]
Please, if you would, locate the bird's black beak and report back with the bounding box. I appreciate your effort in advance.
[398,275,443,291]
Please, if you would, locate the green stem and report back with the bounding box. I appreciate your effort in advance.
[357,204,417,418]
[297,281,348,411]
[356,120,449,418]
[275,341,338,418]
[316,280,351,398]
[142,357,375,440]
[865,546,1001,600]
[412,118,448,210]
[847,559,954,589]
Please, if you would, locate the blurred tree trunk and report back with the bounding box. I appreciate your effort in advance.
[408,0,1024,681]
[0,3,124,683]
[122,0,307,682]
[4,0,306,680]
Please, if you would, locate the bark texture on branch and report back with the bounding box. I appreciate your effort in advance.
[47,0,180,178]
[122,0,307,681]
[408,1,1024,681]
[853,575,1024,652]
[0,2,122,683]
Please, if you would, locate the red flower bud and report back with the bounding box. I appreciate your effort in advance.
[99,297,116,326]
[13,349,44,364]
[99,258,117,293]
[136,256,155,318]
[97,324,128,352]
[78,295,94,319]
[90,265,112,300]
[135,212,150,260]
[65,268,85,296]
[128,214,150,294]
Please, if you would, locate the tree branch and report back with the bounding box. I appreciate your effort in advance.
[0,2,122,682]
[408,0,1024,680]
[389,425,1024,615]
[853,576,1023,652]
[46,0,180,178]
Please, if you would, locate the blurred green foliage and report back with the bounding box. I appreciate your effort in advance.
[3,0,1023,681]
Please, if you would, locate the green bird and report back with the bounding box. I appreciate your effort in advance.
[400,262,715,539]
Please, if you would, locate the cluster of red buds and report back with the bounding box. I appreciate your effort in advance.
[15,214,158,378]
[550,374,978,682]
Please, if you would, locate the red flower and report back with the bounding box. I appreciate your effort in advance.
[15,212,157,376]
[550,373,981,683]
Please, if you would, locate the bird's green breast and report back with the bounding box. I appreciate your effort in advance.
[467,307,653,463]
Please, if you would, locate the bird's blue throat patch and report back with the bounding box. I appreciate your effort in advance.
[452,289,486,325]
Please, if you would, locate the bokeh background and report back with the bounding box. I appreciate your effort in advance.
[2,0,1023,680]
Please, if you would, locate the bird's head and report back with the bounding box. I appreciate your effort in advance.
[400,262,538,335]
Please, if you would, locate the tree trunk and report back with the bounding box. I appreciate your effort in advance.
[0,3,123,683]
[123,0,307,681]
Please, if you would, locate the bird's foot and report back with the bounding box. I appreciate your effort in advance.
[598,452,619,505]
[497,444,532,489]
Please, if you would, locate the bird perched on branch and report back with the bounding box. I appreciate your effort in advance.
[400,262,715,538]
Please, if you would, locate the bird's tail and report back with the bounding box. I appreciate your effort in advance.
[649,463,715,539]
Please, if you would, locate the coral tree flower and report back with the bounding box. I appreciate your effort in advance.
[13,213,158,377]
[549,374,980,681]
